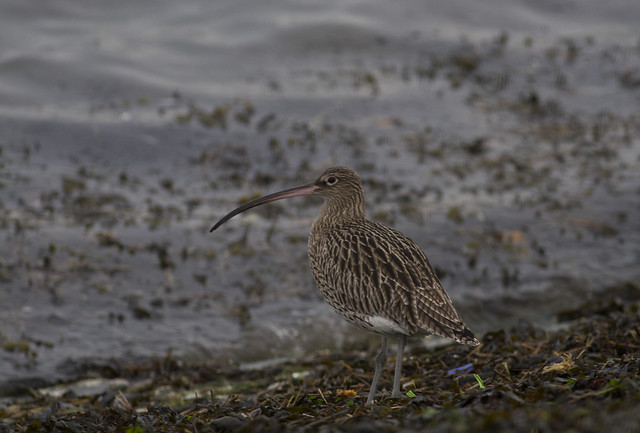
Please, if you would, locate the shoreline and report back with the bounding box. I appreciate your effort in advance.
[2,281,639,432]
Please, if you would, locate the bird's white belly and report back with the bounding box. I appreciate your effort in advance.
[363,315,411,335]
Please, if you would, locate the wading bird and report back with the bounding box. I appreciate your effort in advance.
[211,166,479,404]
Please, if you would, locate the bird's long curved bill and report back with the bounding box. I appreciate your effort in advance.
[210,183,318,232]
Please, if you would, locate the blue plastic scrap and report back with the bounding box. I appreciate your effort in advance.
[447,363,474,375]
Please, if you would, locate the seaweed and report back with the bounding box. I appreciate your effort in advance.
[2,295,639,432]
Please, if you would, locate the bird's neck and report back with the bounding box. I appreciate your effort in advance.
[312,197,366,235]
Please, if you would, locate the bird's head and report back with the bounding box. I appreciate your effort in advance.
[210,166,364,232]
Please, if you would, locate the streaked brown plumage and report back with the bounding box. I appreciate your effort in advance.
[211,166,479,404]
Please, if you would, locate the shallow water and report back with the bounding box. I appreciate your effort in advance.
[1,0,639,391]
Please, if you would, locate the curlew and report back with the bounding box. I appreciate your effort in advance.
[211,166,479,404]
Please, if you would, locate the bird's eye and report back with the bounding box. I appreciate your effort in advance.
[326,176,337,185]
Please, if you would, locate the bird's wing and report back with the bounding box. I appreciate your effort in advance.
[316,220,477,344]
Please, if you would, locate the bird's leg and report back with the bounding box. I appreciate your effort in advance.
[391,334,406,398]
[366,336,388,404]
